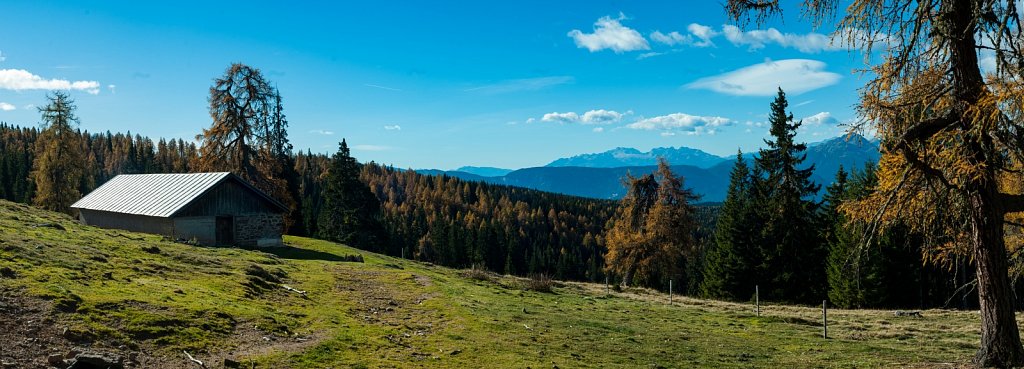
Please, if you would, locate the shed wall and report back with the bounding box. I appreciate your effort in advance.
[171,216,217,245]
[79,209,174,236]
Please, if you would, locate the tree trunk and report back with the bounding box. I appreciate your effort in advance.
[970,187,1024,367]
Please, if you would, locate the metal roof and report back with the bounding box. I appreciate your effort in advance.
[70,172,286,217]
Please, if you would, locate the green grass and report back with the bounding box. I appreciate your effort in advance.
[0,200,989,367]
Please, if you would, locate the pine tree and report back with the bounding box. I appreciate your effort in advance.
[752,88,823,303]
[31,92,86,214]
[318,139,386,250]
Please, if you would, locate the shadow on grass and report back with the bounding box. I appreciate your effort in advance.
[257,246,363,263]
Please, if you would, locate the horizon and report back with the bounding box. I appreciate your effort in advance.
[1,1,865,170]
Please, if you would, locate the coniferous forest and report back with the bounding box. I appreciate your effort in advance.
[0,63,999,311]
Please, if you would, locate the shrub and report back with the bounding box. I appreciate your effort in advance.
[522,274,554,293]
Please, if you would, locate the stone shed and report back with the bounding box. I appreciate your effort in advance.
[70,172,287,247]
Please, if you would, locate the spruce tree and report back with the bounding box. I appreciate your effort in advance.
[318,139,386,251]
[701,150,758,300]
[752,88,823,303]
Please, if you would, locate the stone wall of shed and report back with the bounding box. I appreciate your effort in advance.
[234,213,283,247]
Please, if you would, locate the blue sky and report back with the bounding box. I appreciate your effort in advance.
[0,1,870,170]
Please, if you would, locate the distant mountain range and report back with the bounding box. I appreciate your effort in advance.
[546,146,727,169]
[417,134,880,202]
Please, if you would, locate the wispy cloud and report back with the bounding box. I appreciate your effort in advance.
[627,113,733,135]
[0,51,6,62]
[650,31,691,46]
[567,13,650,53]
[794,100,815,108]
[721,25,840,53]
[464,76,573,94]
[107,84,116,94]
[538,109,628,125]
[0,102,14,111]
[352,144,392,152]
[309,129,334,135]
[383,124,402,131]
[364,83,402,92]
[685,59,841,96]
[0,69,100,94]
[593,127,605,133]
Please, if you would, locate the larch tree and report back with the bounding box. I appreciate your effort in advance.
[726,0,1024,365]
[605,159,699,287]
[31,91,87,214]
[197,63,296,228]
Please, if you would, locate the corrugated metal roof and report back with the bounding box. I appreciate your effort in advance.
[71,172,234,217]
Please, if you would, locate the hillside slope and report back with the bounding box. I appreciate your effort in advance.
[0,200,988,368]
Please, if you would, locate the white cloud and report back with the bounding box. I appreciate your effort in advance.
[107,84,116,94]
[541,111,579,124]
[685,59,841,96]
[687,23,719,47]
[627,113,733,135]
[650,31,691,46]
[0,102,14,111]
[661,131,676,137]
[0,69,101,94]
[568,14,650,53]
[525,117,537,124]
[802,112,839,126]
[593,127,605,133]
[0,51,5,62]
[23,104,34,110]
[383,125,401,131]
[309,129,334,135]
[538,109,627,125]
[581,109,624,124]
[464,76,573,94]
[352,144,391,151]
[721,25,839,53]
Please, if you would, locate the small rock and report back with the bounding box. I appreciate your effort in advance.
[47,353,64,366]
[224,358,242,368]
[68,352,124,369]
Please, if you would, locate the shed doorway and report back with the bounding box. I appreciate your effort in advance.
[215,216,234,245]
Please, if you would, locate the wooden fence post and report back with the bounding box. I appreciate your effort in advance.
[822,300,828,339]
[755,285,760,317]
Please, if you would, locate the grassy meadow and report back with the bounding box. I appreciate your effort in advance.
[0,199,992,368]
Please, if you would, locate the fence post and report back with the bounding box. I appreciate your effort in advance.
[822,300,828,339]
[605,276,609,296]
[755,285,760,317]
[669,280,673,305]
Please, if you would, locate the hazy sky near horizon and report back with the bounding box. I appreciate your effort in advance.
[0,1,869,169]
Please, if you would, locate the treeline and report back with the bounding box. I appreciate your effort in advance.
[0,122,198,205]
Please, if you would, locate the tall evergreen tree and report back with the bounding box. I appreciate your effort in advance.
[318,139,386,251]
[31,92,87,214]
[701,150,758,300]
[752,88,823,303]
